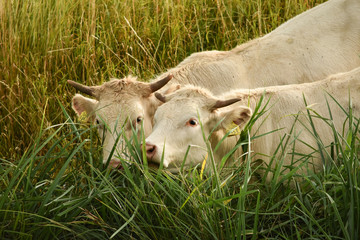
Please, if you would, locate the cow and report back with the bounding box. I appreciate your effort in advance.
[68,0,360,166]
[68,75,173,167]
[144,67,360,177]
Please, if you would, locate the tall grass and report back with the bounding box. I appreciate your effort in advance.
[1,93,359,239]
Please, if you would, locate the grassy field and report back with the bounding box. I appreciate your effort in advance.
[2,0,359,239]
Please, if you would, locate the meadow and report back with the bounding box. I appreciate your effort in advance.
[1,0,359,239]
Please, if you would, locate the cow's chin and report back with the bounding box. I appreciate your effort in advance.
[147,162,182,173]
[103,152,129,163]
[150,150,208,173]
[148,161,198,173]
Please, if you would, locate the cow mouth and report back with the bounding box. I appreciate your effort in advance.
[148,161,160,169]
[107,159,124,170]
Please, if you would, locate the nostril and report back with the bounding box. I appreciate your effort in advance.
[147,145,156,153]
[144,143,157,159]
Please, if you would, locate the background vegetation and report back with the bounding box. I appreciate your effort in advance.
[2,0,359,239]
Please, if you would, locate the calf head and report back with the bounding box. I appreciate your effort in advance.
[144,86,252,172]
[68,75,172,167]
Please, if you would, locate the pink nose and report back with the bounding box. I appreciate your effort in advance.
[141,143,157,160]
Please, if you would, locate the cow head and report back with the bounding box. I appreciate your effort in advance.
[144,86,252,172]
[68,75,173,167]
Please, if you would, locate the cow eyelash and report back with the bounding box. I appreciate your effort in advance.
[186,118,198,127]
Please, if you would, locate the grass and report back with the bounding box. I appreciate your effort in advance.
[2,0,359,239]
[1,93,359,239]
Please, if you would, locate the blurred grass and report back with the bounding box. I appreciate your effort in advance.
[0,0,326,160]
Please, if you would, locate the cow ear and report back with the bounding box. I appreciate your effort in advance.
[71,94,98,122]
[214,106,252,132]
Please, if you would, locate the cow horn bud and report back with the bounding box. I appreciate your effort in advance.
[211,98,241,110]
[155,92,166,103]
[149,74,173,93]
[67,80,95,97]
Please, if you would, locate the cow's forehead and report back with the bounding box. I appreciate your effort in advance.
[154,87,217,121]
[96,99,143,121]
[155,99,210,121]
[96,76,150,100]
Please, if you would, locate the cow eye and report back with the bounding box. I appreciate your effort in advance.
[186,118,198,127]
[136,116,143,123]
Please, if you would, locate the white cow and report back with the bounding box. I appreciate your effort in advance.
[68,0,360,166]
[145,67,360,176]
